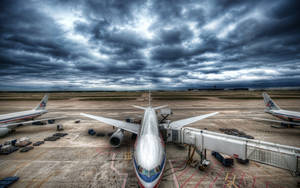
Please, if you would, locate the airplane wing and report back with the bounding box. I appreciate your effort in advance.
[252,117,300,126]
[0,116,66,129]
[80,113,140,134]
[169,112,219,129]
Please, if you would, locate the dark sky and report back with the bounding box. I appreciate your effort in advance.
[0,0,300,90]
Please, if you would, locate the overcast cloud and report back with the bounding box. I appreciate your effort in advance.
[0,0,299,90]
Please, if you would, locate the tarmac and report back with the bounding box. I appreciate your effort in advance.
[0,91,299,187]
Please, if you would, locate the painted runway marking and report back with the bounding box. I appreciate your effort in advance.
[224,172,237,188]
[177,166,190,179]
[194,155,217,188]
[238,171,245,187]
[252,176,256,188]
[72,134,80,141]
[181,169,197,188]
[209,157,225,188]
[265,181,269,188]
[110,153,128,188]
[194,174,207,188]
[95,147,113,157]
[224,168,236,188]
[168,160,179,188]
[174,161,187,172]
[35,170,61,188]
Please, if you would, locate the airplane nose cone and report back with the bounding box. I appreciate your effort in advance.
[139,182,159,188]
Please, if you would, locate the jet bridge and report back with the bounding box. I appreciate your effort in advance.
[162,126,300,174]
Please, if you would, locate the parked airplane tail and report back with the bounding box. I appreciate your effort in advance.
[262,92,280,110]
[34,94,48,110]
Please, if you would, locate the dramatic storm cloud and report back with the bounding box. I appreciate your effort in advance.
[0,0,299,90]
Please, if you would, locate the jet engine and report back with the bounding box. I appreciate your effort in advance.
[109,128,124,147]
[0,128,10,137]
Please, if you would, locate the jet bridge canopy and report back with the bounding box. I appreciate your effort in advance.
[164,126,300,174]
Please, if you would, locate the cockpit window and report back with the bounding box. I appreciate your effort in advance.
[138,166,160,177]
[149,169,156,177]
[143,169,148,176]
[155,166,160,173]
[135,155,165,178]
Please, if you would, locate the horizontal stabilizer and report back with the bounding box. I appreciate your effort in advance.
[132,105,146,110]
[170,112,219,129]
[154,105,168,110]
[80,113,139,134]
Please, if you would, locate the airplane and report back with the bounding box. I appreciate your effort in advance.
[0,94,65,137]
[253,92,300,128]
[81,98,218,188]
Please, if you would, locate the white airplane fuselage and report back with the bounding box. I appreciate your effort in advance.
[267,109,300,122]
[133,107,166,188]
[0,109,47,127]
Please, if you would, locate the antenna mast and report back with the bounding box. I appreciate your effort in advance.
[149,90,151,106]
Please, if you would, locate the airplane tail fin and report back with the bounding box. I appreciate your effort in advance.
[34,94,48,110]
[262,92,280,110]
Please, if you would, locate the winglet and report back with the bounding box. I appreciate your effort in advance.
[34,94,48,110]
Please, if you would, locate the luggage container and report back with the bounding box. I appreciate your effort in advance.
[0,145,19,155]
[15,137,31,147]
[88,129,96,135]
[236,158,249,164]
[53,133,68,137]
[33,141,45,146]
[56,124,64,131]
[3,139,17,146]
[212,151,234,167]
[0,176,19,187]
[20,146,34,152]
[44,136,60,141]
